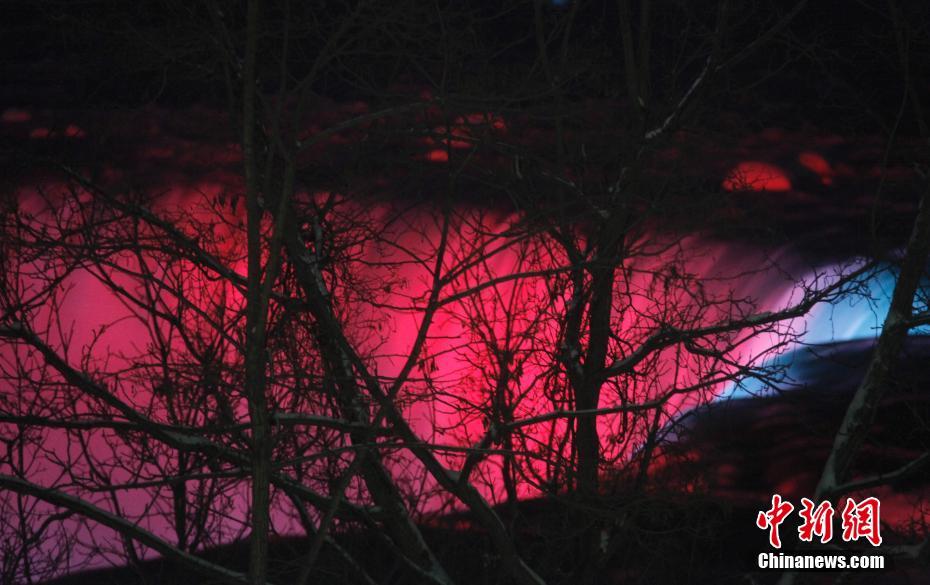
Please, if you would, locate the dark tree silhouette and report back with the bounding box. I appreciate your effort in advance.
[1,2,928,585]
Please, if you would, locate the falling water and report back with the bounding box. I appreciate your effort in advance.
[1,106,919,572]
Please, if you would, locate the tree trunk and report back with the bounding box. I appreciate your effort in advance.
[777,189,930,585]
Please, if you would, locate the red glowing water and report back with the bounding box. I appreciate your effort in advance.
[3,107,896,570]
[722,161,792,192]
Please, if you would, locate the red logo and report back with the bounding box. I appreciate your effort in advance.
[756,494,795,548]
[756,495,882,548]
[841,497,882,546]
[798,498,834,544]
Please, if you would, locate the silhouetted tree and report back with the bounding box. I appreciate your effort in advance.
[2,2,926,585]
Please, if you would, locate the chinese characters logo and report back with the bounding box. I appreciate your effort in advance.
[756,494,881,548]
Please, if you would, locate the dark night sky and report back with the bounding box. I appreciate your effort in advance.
[2,1,928,265]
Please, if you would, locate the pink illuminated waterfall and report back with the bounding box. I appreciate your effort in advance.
[0,105,888,569]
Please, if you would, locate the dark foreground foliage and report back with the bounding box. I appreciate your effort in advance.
[42,339,930,585]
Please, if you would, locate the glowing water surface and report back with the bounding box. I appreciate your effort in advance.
[1,108,917,573]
